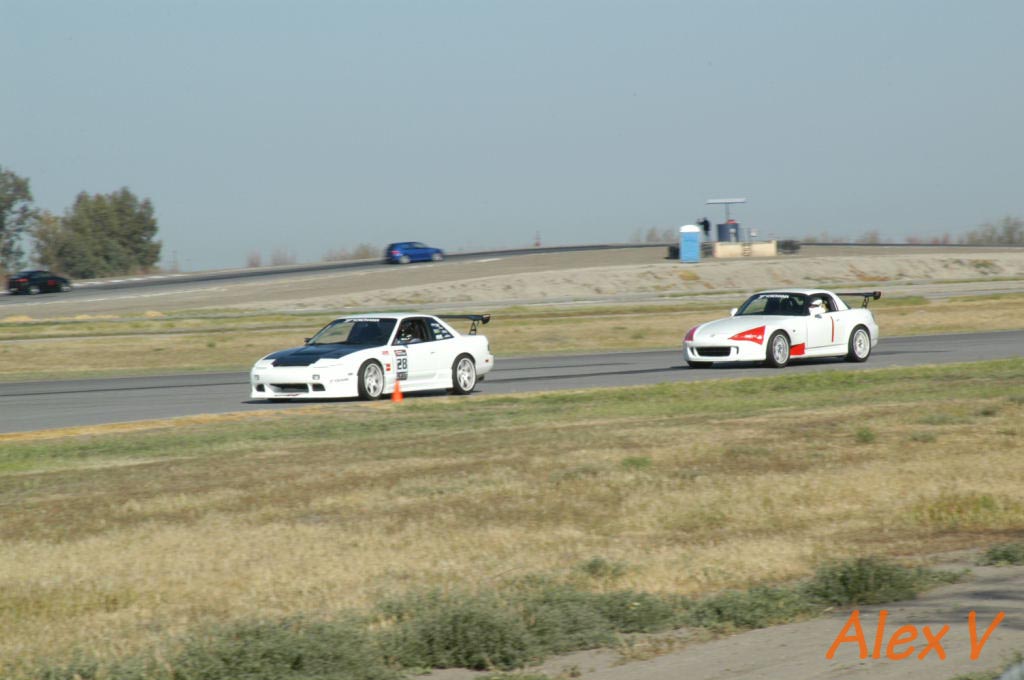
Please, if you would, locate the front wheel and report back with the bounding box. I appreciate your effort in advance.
[28,285,40,295]
[431,252,444,262]
[450,355,477,394]
[357,361,385,400]
[846,326,872,362]
[764,331,790,368]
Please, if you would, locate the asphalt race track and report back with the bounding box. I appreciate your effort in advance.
[1,329,1021,435]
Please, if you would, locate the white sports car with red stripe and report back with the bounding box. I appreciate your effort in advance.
[683,289,881,368]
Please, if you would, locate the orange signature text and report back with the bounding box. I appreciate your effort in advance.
[826,610,1005,661]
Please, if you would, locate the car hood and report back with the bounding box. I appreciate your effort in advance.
[693,315,787,342]
[265,344,367,367]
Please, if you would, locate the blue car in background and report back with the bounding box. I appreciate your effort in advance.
[384,242,445,264]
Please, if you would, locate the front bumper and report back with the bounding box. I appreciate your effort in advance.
[250,365,364,400]
[683,341,765,363]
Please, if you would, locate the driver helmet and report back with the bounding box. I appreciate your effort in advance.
[809,299,825,314]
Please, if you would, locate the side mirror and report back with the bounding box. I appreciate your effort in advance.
[304,337,312,344]
[730,308,738,317]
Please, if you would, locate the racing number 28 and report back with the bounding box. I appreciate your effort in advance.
[396,357,408,371]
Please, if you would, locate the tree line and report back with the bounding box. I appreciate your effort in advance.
[0,165,161,279]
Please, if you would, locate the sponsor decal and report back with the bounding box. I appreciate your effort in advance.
[827,610,1004,662]
[791,343,806,356]
[394,349,407,357]
[729,325,765,344]
[397,371,408,381]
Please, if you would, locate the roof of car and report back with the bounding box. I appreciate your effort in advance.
[752,288,835,296]
[334,312,434,320]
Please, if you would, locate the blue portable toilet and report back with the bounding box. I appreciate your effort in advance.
[679,225,701,263]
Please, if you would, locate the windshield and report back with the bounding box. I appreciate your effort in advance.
[307,318,396,346]
[736,293,807,316]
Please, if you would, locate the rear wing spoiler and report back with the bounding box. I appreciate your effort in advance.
[443,314,491,335]
[838,291,882,308]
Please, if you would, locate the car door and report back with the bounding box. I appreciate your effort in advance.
[805,296,841,351]
[405,242,425,261]
[393,318,442,387]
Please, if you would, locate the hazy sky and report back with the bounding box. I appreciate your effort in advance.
[4,1,1023,271]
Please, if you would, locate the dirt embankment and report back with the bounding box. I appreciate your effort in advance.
[288,249,1024,312]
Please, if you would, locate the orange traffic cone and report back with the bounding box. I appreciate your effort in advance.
[391,380,404,403]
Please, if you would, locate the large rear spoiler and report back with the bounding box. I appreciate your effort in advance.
[838,291,882,308]
[443,314,491,335]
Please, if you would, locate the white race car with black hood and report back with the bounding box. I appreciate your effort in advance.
[250,313,493,400]
[683,289,881,368]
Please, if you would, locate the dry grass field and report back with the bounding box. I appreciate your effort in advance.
[2,361,1023,676]
[1,292,1023,381]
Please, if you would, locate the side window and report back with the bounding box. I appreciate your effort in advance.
[412,319,430,342]
[429,320,453,341]
[396,319,432,344]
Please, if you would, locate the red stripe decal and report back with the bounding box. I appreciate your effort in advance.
[791,342,806,356]
[729,325,766,344]
[831,318,835,343]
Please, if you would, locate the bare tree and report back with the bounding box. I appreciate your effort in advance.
[961,216,1023,245]
[270,247,295,266]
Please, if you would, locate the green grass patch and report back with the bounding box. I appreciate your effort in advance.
[979,543,1024,566]
[803,557,961,606]
[23,560,960,680]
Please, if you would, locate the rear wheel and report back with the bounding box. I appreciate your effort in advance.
[28,285,40,295]
[398,255,410,264]
[846,326,872,362]
[357,361,384,400]
[764,332,790,368]
[60,283,71,292]
[450,354,477,394]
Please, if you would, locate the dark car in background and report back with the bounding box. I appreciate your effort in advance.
[6,270,73,294]
[383,242,445,264]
